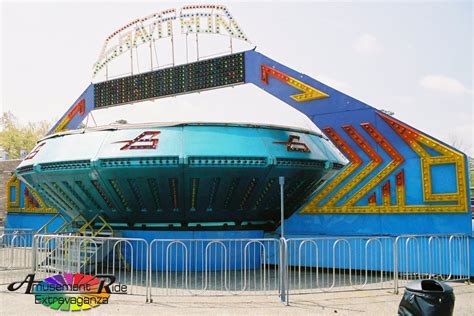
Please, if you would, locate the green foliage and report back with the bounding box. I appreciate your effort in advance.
[0,111,51,159]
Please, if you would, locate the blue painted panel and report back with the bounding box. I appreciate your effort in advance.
[5,213,64,233]
[471,236,474,277]
[19,181,25,207]
[48,84,94,134]
[244,50,471,236]
[9,186,16,203]
[266,234,469,276]
[244,51,369,116]
[431,164,457,194]
[120,230,264,271]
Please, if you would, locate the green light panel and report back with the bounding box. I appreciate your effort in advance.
[94,53,245,108]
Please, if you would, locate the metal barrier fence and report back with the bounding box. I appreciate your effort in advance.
[33,234,149,298]
[285,236,396,294]
[393,234,470,293]
[0,233,469,304]
[149,239,282,299]
[282,234,470,304]
[0,229,35,285]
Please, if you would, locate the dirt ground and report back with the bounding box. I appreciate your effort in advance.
[1,281,473,315]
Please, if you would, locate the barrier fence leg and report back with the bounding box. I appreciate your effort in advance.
[394,238,399,294]
[467,236,471,285]
[32,236,37,273]
[279,238,289,305]
[146,243,151,303]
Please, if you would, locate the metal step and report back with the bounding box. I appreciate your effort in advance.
[37,238,114,274]
[96,231,114,237]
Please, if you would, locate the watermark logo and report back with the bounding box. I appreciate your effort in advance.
[8,273,127,311]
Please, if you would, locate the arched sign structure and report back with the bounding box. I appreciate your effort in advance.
[93,5,251,79]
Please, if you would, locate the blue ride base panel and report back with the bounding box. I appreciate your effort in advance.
[121,230,265,272]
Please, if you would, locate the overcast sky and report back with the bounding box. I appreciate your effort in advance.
[1,1,473,155]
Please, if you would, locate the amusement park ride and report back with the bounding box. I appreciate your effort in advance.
[5,5,472,244]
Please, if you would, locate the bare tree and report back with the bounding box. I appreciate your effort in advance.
[447,133,467,153]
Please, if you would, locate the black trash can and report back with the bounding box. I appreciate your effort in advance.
[398,279,455,316]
